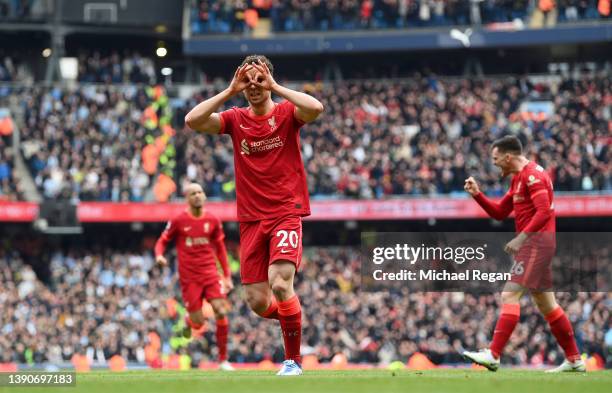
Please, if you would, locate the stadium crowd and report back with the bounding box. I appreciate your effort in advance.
[0,137,18,200]
[177,74,611,200]
[190,0,611,34]
[77,51,157,85]
[0,55,33,83]
[6,74,611,201]
[14,84,153,201]
[0,244,610,367]
[0,0,52,21]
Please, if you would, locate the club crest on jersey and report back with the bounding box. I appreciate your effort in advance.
[240,139,250,155]
[268,116,277,131]
[204,222,210,233]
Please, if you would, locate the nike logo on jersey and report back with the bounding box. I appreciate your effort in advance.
[240,124,253,130]
[280,249,291,254]
[184,226,191,231]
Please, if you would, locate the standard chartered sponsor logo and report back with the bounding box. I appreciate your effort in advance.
[185,237,209,247]
[240,136,284,155]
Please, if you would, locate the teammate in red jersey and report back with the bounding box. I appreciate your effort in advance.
[154,182,235,371]
[462,136,585,373]
[184,55,324,375]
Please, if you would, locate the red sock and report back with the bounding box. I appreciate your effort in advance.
[545,307,581,361]
[185,315,203,330]
[258,298,279,320]
[277,295,302,364]
[490,303,520,359]
[216,317,229,362]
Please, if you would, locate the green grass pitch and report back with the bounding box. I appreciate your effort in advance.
[4,369,610,393]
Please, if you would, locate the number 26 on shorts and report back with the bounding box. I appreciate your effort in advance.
[510,260,525,276]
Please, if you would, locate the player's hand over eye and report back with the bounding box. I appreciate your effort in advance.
[464,177,481,196]
[248,60,277,91]
[228,64,252,95]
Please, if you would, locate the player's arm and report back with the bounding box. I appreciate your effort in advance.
[272,83,324,123]
[184,64,251,133]
[212,221,233,291]
[465,177,513,221]
[214,240,231,279]
[154,220,178,266]
[504,191,553,254]
[522,183,553,234]
[250,60,324,123]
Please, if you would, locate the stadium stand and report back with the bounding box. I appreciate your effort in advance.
[0,138,18,200]
[0,243,609,367]
[189,0,611,35]
[0,0,610,376]
[7,73,609,201]
[77,51,157,85]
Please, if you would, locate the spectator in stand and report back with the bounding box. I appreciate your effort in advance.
[0,144,17,200]
[0,55,33,84]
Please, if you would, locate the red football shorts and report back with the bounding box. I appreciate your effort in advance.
[180,279,226,313]
[509,235,555,290]
[239,215,303,284]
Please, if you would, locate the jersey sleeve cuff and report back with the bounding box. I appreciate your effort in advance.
[218,114,226,134]
[293,106,306,127]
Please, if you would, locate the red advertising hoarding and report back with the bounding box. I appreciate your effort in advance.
[1,195,610,223]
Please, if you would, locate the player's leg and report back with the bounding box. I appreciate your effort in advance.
[463,282,524,371]
[181,282,206,338]
[240,221,279,319]
[244,281,279,319]
[209,297,234,370]
[267,216,303,376]
[530,291,585,372]
[269,261,302,375]
[489,284,523,359]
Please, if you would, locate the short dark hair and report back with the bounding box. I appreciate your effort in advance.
[491,135,523,155]
[241,54,274,75]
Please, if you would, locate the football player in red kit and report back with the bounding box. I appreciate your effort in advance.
[184,55,324,375]
[462,136,585,373]
[155,182,234,371]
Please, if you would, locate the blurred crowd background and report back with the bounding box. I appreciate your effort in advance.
[1,73,610,202]
[0,0,610,372]
[189,0,612,34]
[1,242,610,367]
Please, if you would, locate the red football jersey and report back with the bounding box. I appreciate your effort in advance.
[219,100,310,222]
[154,210,226,284]
[509,161,556,233]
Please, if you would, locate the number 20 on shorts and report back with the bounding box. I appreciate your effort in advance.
[276,230,299,249]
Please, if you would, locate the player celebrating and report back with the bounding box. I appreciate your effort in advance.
[462,136,585,373]
[184,55,324,375]
[155,182,234,371]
